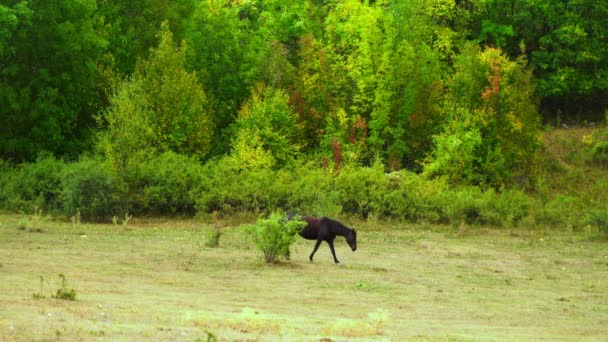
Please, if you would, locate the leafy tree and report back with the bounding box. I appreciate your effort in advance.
[227,85,301,170]
[97,0,195,75]
[182,0,261,155]
[462,0,608,119]
[527,0,608,118]
[0,0,106,161]
[425,45,540,187]
[97,22,213,172]
[320,0,445,168]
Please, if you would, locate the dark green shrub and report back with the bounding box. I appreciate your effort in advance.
[196,159,307,216]
[535,195,583,228]
[438,186,484,225]
[335,162,387,219]
[382,171,447,222]
[589,113,608,166]
[60,158,127,221]
[196,159,285,215]
[135,152,206,215]
[286,163,340,217]
[591,141,608,166]
[1,155,64,212]
[0,160,14,208]
[584,206,608,234]
[479,188,531,227]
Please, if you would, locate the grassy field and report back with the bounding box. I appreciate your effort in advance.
[0,212,607,341]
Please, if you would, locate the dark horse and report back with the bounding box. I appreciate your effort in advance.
[291,215,357,263]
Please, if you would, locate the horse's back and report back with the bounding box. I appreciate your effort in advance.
[298,216,321,240]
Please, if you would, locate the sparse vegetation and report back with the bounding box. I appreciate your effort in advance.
[32,274,77,301]
[202,227,221,248]
[1,213,606,340]
[53,274,77,301]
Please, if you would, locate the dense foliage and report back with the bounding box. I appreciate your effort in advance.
[1,1,607,229]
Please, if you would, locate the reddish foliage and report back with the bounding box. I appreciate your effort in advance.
[331,137,343,172]
[349,115,368,144]
[482,60,501,104]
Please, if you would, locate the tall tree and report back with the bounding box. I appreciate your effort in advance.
[0,0,106,161]
[97,22,213,172]
[463,0,608,119]
[227,85,301,170]
[425,45,540,187]
[97,0,195,75]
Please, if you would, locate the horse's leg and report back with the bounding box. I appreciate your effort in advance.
[328,239,340,264]
[309,239,323,262]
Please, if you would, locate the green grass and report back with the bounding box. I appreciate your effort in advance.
[0,213,607,341]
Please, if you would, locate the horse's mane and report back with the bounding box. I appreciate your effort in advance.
[321,217,354,236]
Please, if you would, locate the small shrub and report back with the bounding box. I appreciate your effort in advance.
[584,206,608,234]
[536,195,583,227]
[335,162,387,219]
[203,227,222,248]
[1,155,64,212]
[35,274,77,300]
[438,186,484,225]
[588,112,608,166]
[479,188,531,227]
[249,212,306,263]
[53,274,77,301]
[287,163,341,217]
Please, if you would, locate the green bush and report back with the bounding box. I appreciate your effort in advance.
[438,186,484,225]
[1,155,64,212]
[60,158,127,221]
[478,188,531,227]
[227,86,301,170]
[335,162,388,219]
[434,186,532,227]
[380,171,446,222]
[135,152,206,215]
[203,227,222,248]
[0,160,14,208]
[53,274,77,301]
[591,141,608,166]
[196,159,290,215]
[249,212,307,263]
[286,163,340,217]
[589,113,608,166]
[535,195,583,228]
[583,206,608,234]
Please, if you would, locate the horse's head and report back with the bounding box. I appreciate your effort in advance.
[347,229,357,251]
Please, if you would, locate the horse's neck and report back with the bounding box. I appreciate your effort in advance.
[331,222,351,237]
